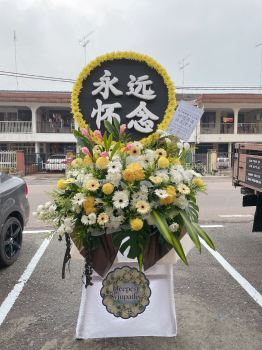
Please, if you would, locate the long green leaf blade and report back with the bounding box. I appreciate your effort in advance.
[192,223,216,251]
[151,210,188,265]
[179,211,201,252]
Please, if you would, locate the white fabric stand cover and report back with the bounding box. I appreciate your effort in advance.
[75,234,193,339]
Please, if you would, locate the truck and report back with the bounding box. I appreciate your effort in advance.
[232,143,262,232]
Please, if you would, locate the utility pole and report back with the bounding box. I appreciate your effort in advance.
[179,55,190,97]
[79,31,94,65]
[13,30,19,89]
[255,42,262,90]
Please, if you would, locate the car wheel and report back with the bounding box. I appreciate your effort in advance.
[0,217,23,267]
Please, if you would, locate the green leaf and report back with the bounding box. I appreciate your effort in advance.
[119,239,131,255]
[107,133,113,150]
[110,142,121,159]
[192,223,216,251]
[112,117,120,132]
[179,211,201,252]
[112,230,129,248]
[104,121,118,139]
[72,129,93,153]
[103,131,108,150]
[151,210,188,265]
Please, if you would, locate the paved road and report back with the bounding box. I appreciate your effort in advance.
[0,175,261,350]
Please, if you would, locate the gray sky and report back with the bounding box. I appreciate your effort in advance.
[1,0,262,92]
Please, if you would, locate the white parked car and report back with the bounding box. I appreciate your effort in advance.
[45,154,67,172]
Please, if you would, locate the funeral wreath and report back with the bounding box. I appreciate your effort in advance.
[35,120,215,286]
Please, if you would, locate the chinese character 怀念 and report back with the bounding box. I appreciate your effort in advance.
[126,101,159,133]
[91,99,122,129]
[92,70,123,100]
[126,75,156,100]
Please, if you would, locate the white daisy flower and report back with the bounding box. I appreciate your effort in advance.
[155,170,170,182]
[107,160,122,173]
[154,189,168,199]
[81,215,90,225]
[169,223,179,232]
[72,193,86,206]
[112,191,129,209]
[178,183,190,195]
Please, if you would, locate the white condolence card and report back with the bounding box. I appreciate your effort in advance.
[167,100,204,141]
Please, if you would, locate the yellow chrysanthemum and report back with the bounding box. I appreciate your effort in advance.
[170,157,181,165]
[57,179,68,190]
[83,196,96,215]
[193,178,205,188]
[158,156,170,169]
[71,158,83,167]
[85,179,100,192]
[83,155,93,166]
[102,183,114,195]
[96,157,109,170]
[155,148,167,158]
[160,186,176,205]
[122,163,145,182]
[130,218,144,231]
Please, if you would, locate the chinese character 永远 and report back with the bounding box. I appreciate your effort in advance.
[126,101,159,133]
[126,75,156,100]
[91,99,122,129]
[92,70,123,100]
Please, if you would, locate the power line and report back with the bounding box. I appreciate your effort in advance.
[0,69,262,91]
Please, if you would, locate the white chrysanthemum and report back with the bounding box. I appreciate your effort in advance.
[112,191,129,209]
[170,168,183,184]
[88,213,97,225]
[180,170,194,183]
[169,222,179,232]
[63,217,75,233]
[154,189,168,199]
[49,204,57,213]
[174,195,188,209]
[155,170,169,182]
[106,172,121,187]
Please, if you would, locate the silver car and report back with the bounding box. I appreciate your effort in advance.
[0,173,30,267]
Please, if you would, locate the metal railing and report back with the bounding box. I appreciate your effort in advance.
[0,121,32,133]
[237,122,262,134]
[0,151,16,169]
[37,121,75,133]
[200,122,234,134]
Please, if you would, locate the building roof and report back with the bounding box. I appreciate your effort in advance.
[0,90,71,103]
[197,93,262,104]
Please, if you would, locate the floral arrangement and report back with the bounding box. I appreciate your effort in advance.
[35,119,215,286]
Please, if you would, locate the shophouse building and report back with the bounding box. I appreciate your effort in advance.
[0,90,261,162]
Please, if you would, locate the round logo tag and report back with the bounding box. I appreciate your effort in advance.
[100,266,151,319]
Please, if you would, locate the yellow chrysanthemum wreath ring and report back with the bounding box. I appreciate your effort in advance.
[71,51,176,145]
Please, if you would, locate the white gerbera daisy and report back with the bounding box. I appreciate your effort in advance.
[81,215,90,225]
[107,160,122,173]
[173,195,188,209]
[88,213,97,225]
[97,212,109,226]
[177,183,190,194]
[112,191,129,209]
[154,189,168,199]
[72,193,86,206]
[135,200,151,215]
